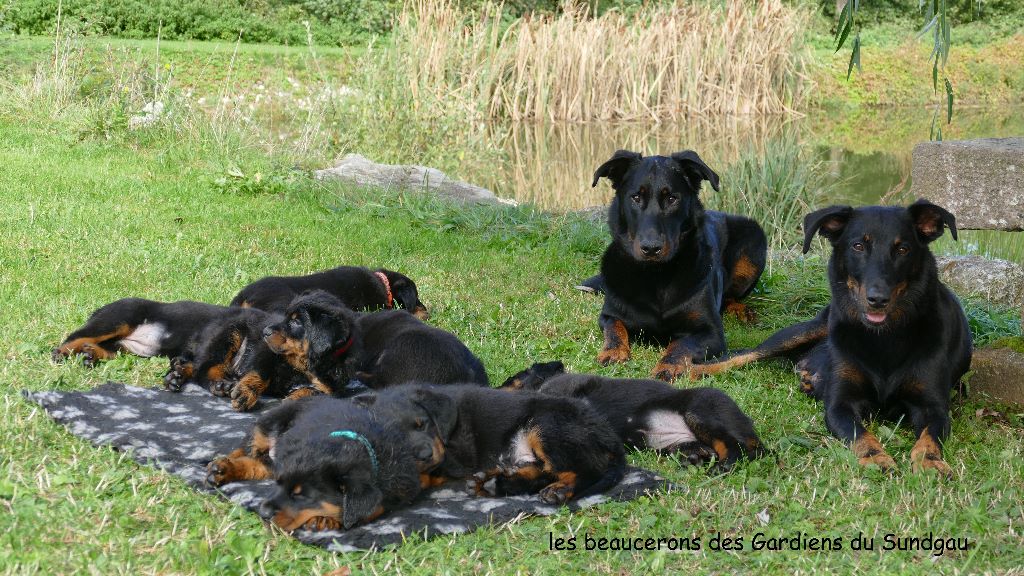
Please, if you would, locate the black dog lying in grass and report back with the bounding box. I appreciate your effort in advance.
[232,265,429,320]
[692,200,971,477]
[585,149,767,382]
[500,361,765,469]
[206,397,421,532]
[357,384,625,504]
[165,291,486,410]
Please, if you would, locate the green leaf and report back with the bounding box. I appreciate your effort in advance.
[834,0,852,46]
[932,57,938,92]
[846,34,861,80]
[945,78,954,123]
[917,14,938,38]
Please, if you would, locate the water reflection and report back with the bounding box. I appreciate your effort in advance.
[468,105,1024,262]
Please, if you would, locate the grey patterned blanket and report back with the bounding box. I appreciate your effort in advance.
[23,382,669,551]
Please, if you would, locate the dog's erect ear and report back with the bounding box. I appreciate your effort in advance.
[342,480,383,529]
[411,387,457,439]
[802,205,854,253]
[908,198,958,243]
[669,150,720,192]
[592,150,642,188]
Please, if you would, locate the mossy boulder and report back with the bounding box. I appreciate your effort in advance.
[969,339,1024,406]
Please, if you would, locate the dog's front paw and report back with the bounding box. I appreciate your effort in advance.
[724,301,757,324]
[539,481,574,505]
[911,455,953,478]
[230,385,260,411]
[597,346,630,365]
[858,452,897,472]
[205,457,235,487]
[209,379,237,397]
[301,516,342,532]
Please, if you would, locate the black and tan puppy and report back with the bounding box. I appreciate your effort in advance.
[587,149,767,382]
[692,200,972,476]
[206,397,421,532]
[164,291,359,411]
[358,384,625,504]
[500,362,765,468]
[53,299,245,366]
[232,265,429,319]
[354,309,489,389]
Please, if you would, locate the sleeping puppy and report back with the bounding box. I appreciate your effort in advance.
[501,362,765,469]
[206,397,421,532]
[357,384,625,504]
[164,291,360,410]
[232,265,429,319]
[354,309,489,388]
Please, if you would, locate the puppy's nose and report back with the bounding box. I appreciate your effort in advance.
[640,243,662,257]
[866,290,890,308]
[262,326,274,338]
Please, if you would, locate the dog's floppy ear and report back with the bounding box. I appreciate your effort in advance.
[592,150,642,188]
[908,198,958,243]
[411,387,457,440]
[253,399,307,437]
[351,391,377,407]
[669,150,720,192]
[802,205,854,253]
[341,478,383,529]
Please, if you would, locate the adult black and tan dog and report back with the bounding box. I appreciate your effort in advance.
[164,291,487,410]
[693,200,971,476]
[206,397,421,532]
[358,384,625,504]
[231,265,429,319]
[500,361,765,468]
[587,149,767,381]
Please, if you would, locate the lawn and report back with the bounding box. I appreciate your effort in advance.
[1,97,1023,574]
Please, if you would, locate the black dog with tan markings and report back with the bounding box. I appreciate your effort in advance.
[358,384,625,504]
[232,265,429,319]
[693,200,972,476]
[587,149,767,381]
[206,397,421,532]
[501,361,765,469]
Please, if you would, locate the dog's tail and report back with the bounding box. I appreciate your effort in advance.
[690,306,829,378]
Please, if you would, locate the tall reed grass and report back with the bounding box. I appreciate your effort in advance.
[388,0,812,122]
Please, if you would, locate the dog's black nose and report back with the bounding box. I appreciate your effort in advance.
[866,290,890,308]
[640,244,662,257]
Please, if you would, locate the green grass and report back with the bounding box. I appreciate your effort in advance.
[1,84,1023,575]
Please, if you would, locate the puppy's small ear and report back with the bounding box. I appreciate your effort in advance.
[412,388,457,439]
[802,205,853,253]
[254,399,307,437]
[342,480,383,529]
[908,198,958,243]
[669,150,720,192]
[592,150,641,188]
[351,392,377,407]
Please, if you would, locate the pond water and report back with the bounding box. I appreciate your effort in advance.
[467,105,1024,263]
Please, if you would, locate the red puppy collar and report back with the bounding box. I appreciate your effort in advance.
[373,271,394,309]
[332,337,354,359]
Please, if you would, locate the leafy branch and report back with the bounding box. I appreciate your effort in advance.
[834,0,954,140]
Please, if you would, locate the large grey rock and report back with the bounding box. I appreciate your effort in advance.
[315,154,516,206]
[970,346,1024,407]
[936,255,1024,309]
[911,138,1024,231]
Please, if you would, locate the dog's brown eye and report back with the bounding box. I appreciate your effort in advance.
[665,195,679,205]
[292,485,303,496]
[630,193,642,204]
[896,245,910,256]
[414,419,426,430]
[852,242,865,252]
